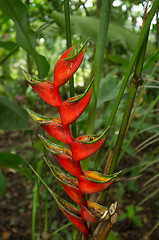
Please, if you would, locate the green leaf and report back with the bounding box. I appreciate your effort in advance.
[0,152,32,179]
[126,205,134,219]
[0,171,6,196]
[0,94,29,130]
[53,11,155,55]
[139,188,159,206]
[132,215,142,227]
[97,70,121,107]
[0,40,17,51]
[117,213,127,221]
[107,54,128,70]
[107,231,121,240]
[125,143,136,158]
[0,152,24,169]
[143,50,159,70]
[0,0,49,78]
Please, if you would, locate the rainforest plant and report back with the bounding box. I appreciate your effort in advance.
[22,41,120,238]
[21,0,159,239]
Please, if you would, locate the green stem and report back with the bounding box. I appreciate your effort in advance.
[47,222,72,239]
[107,0,158,130]
[31,181,38,240]
[40,99,48,232]
[64,0,76,137]
[87,0,111,134]
[83,0,112,171]
[30,131,37,240]
[30,131,36,169]
[95,0,159,170]
[108,32,149,174]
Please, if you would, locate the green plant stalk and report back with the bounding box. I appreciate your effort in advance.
[30,132,41,239]
[94,0,159,170]
[118,95,159,162]
[107,0,158,129]
[31,181,38,240]
[40,99,49,232]
[31,161,43,239]
[108,34,149,174]
[47,222,72,239]
[64,0,76,137]
[87,0,111,134]
[83,0,111,171]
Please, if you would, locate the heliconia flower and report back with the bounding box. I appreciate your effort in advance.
[21,68,61,108]
[26,109,73,144]
[44,159,87,205]
[53,40,88,88]
[70,127,110,161]
[28,164,89,236]
[58,198,89,236]
[59,78,94,126]
[39,135,83,177]
[81,201,110,222]
[78,171,121,194]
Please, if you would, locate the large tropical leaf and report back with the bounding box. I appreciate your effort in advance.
[0,41,17,51]
[0,94,29,130]
[0,152,32,179]
[52,11,155,55]
[0,0,49,78]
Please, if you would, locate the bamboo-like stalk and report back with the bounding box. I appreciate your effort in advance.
[86,0,111,134]
[40,99,49,233]
[83,0,112,171]
[64,0,76,137]
[108,28,149,174]
[94,0,159,171]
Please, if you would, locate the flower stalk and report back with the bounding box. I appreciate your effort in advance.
[64,0,76,136]
[108,6,150,174]
[84,0,112,171]
[94,0,159,171]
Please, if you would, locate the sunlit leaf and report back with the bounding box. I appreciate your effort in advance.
[53,11,155,55]
[0,0,49,78]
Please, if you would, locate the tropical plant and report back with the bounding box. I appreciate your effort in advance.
[22,41,121,239]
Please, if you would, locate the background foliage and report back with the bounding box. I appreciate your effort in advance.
[0,0,158,239]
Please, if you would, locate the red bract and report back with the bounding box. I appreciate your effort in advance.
[45,161,86,205]
[81,201,110,222]
[53,193,89,236]
[53,40,87,88]
[21,69,61,108]
[39,135,83,177]
[26,109,73,144]
[59,79,93,125]
[71,127,109,161]
[78,171,120,194]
